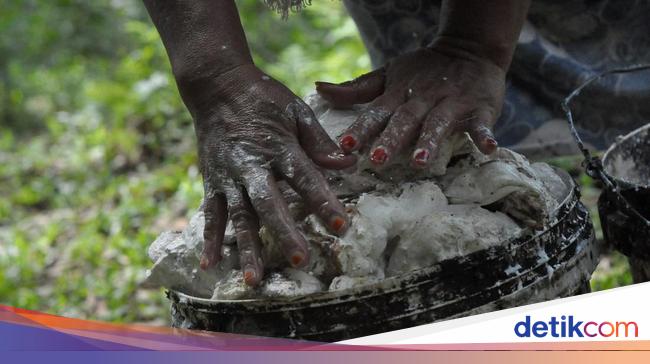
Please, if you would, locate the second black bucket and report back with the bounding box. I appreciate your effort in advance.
[601,124,650,282]
[561,64,650,284]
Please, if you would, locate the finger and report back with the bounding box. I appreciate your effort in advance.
[368,99,430,166]
[291,100,357,170]
[411,99,459,168]
[223,181,264,286]
[200,191,228,270]
[464,109,499,155]
[239,166,310,269]
[337,93,402,153]
[276,146,350,235]
[315,68,385,108]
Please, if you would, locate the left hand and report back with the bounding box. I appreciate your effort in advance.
[315,44,506,168]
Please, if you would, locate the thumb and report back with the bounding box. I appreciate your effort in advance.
[315,68,385,109]
[292,101,357,170]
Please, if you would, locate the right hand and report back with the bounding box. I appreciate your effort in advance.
[182,64,356,286]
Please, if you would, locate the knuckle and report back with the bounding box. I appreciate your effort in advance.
[202,228,216,242]
[355,108,389,130]
[392,108,412,120]
[202,215,220,236]
[473,124,494,137]
[417,131,434,147]
[425,113,452,128]
[203,215,217,230]
[474,106,496,120]
[237,232,253,248]
[241,172,272,201]
[273,218,297,236]
[298,101,316,117]
[229,207,255,224]
[293,174,312,190]
[239,247,256,258]
[315,200,336,217]
[247,188,273,208]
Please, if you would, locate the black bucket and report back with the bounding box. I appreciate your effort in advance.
[561,65,650,283]
[168,171,599,342]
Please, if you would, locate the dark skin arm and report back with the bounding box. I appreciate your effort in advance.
[143,0,356,286]
[317,0,531,167]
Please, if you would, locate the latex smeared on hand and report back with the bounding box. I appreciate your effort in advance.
[316,46,505,169]
[188,64,356,286]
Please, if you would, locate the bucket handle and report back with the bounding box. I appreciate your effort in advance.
[560,64,650,226]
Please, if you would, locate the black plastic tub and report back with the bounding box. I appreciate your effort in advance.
[560,65,650,284]
[167,171,599,342]
[600,124,650,282]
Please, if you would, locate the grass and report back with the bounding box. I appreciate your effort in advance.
[0,0,369,324]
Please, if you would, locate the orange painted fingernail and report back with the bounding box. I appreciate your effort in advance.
[244,269,257,285]
[485,138,498,153]
[200,255,209,270]
[291,253,305,267]
[315,81,336,91]
[331,216,346,233]
[370,147,388,165]
[413,148,429,166]
[339,135,357,151]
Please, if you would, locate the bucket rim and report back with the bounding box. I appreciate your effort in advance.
[602,123,650,189]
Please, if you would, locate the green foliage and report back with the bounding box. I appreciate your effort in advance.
[238,0,371,96]
[0,0,628,324]
[591,251,634,291]
[0,0,369,323]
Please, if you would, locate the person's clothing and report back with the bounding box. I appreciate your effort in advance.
[343,0,650,157]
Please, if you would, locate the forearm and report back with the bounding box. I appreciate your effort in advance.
[433,0,531,70]
[142,0,252,87]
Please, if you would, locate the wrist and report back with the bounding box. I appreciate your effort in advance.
[175,61,255,116]
[429,35,514,71]
[174,57,254,93]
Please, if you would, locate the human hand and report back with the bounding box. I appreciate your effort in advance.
[316,44,506,168]
[185,64,356,286]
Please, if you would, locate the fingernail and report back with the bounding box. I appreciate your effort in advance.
[315,81,336,91]
[244,268,257,285]
[200,255,209,270]
[413,148,429,166]
[339,135,357,151]
[370,147,388,165]
[291,252,305,267]
[484,138,498,153]
[330,216,347,233]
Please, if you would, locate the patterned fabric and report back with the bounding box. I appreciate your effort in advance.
[343,0,650,157]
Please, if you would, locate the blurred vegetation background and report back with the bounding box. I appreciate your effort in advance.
[0,0,631,325]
